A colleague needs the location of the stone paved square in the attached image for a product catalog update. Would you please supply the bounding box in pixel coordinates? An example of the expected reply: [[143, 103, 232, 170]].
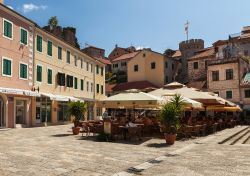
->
[[0, 125, 249, 176]]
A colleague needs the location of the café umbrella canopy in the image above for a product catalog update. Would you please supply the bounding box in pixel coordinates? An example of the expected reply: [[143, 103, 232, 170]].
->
[[161, 93, 203, 109], [99, 91, 163, 109]]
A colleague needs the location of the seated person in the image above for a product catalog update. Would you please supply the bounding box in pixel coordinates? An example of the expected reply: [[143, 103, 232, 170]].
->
[[125, 117, 137, 127]]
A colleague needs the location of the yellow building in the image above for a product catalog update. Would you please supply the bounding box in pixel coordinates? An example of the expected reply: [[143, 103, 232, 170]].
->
[[127, 49, 166, 87], [33, 27, 105, 125]]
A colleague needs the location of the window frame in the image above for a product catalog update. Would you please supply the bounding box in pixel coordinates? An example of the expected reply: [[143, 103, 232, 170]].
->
[[36, 64, 43, 83], [20, 27, 28, 46], [66, 50, 71, 64], [3, 18, 13, 40], [57, 72, 65, 87], [2, 57, 12, 77], [47, 40, 53, 57], [36, 34, 43, 53], [19, 62, 28, 80], [57, 46, 62, 60], [134, 65, 139, 72], [226, 69, 233, 80], [74, 77, 78, 89], [245, 89, 250, 98], [47, 68, 53, 85], [80, 79, 84, 91], [226, 90, 233, 99], [212, 70, 219, 81], [151, 62, 156, 69], [193, 62, 199, 69]]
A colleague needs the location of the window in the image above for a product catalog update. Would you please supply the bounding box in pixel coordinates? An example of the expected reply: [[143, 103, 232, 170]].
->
[[3, 19, 12, 39], [57, 73, 65, 86], [20, 28, 28, 45], [87, 81, 89, 92], [66, 51, 70, 63], [96, 84, 100, 93], [151, 62, 156, 69], [74, 77, 78, 89], [226, 69, 233, 80], [37, 35, 43, 52], [2, 58, 12, 77], [134, 65, 138, 72], [47, 41, 53, 56], [19, 63, 27, 79], [47, 69, 52, 84], [96, 65, 99, 74], [36, 65, 42, 82], [226, 90, 232, 99], [58, 46, 62, 60], [81, 79, 84, 91], [80, 59, 83, 69], [165, 76, 168, 83], [66, 75, 73, 87], [101, 67, 104, 76], [143, 53, 146, 57], [121, 62, 127, 66], [245, 90, 250, 98], [172, 63, 174, 70], [74, 55, 77, 67], [212, 71, 219, 81], [193, 62, 198, 69], [101, 85, 104, 94], [86, 62, 89, 71], [165, 62, 168, 68], [91, 83, 93, 92]]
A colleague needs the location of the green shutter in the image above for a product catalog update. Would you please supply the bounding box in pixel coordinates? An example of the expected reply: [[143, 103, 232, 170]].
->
[[37, 65, 42, 82], [48, 69, 52, 84], [20, 64, 27, 79], [37, 35, 42, 52], [74, 77, 78, 89], [47, 41, 52, 56], [96, 65, 99, 74], [3, 59, 11, 76], [4, 20, 12, 38], [20, 29, 27, 45], [96, 84, 99, 93]]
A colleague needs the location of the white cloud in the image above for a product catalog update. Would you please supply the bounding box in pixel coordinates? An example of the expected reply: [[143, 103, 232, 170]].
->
[[22, 3, 47, 13]]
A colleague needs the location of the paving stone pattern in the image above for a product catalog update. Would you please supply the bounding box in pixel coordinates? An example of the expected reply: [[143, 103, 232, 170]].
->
[[0, 125, 249, 176]]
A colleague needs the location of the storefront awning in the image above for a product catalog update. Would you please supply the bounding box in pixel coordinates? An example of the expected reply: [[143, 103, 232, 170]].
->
[[40, 93, 83, 102], [0, 87, 40, 97]]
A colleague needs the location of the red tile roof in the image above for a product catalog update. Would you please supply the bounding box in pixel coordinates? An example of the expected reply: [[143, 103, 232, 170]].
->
[[106, 84, 117, 92], [172, 50, 181, 58], [112, 81, 159, 92], [186, 81, 207, 90], [189, 47, 215, 61], [112, 51, 140, 62], [96, 57, 111, 65]]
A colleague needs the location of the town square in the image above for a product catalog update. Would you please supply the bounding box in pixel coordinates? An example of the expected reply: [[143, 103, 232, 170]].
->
[[0, 0, 250, 175]]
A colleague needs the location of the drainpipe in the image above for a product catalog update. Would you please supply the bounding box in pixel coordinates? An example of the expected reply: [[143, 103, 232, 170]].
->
[[93, 60, 96, 120]]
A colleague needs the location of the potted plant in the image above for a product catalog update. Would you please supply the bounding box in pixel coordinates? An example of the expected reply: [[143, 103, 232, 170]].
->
[[67, 101, 87, 135], [159, 94, 184, 145]]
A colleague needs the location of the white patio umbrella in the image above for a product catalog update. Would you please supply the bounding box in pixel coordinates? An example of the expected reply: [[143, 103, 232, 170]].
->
[[98, 91, 163, 109]]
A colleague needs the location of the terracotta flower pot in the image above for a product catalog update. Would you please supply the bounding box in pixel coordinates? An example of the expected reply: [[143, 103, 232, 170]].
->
[[72, 127, 81, 135], [164, 133, 176, 145]]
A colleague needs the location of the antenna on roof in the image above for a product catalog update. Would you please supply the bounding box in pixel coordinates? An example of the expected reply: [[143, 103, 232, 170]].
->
[[185, 20, 190, 40]]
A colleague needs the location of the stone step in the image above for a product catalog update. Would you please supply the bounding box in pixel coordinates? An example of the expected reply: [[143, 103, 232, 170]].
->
[[230, 130, 250, 145], [233, 130, 250, 145], [218, 126, 250, 145]]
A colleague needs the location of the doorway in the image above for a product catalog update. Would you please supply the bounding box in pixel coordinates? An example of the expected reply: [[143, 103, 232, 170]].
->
[[16, 100, 26, 125], [0, 96, 5, 127]]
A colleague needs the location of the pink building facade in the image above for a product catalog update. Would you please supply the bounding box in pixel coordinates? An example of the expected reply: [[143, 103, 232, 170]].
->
[[0, 3, 36, 128]]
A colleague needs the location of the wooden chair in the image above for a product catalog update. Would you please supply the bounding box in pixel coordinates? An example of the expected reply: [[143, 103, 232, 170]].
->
[[127, 127, 142, 141]]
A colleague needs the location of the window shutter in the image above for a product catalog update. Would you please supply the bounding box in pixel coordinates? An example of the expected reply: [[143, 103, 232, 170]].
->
[[7, 60, 11, 75], [8, 22, 12, 38], [4, 21, 8, 36]]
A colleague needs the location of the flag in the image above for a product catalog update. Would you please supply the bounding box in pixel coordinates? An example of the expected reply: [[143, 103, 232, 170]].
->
[[185, 21, 189, 34]]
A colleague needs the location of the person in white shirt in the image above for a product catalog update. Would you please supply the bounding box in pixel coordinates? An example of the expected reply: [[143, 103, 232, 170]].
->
[[125, 117, 137, 127]]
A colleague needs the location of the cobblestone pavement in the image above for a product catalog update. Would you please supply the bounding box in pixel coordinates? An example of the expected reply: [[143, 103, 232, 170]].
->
[[0, 125, 249, 176]]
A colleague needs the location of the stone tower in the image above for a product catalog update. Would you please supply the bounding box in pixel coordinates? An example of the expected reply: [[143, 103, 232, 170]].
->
[[177, 39, 204, 83]]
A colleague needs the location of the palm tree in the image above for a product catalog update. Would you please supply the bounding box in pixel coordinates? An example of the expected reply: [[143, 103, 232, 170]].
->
[[67, 101, 87, 127], [48, 16, 58, 30]]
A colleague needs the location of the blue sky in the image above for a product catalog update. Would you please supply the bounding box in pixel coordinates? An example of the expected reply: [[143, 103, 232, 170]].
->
[[4, 0, 250, 55]]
